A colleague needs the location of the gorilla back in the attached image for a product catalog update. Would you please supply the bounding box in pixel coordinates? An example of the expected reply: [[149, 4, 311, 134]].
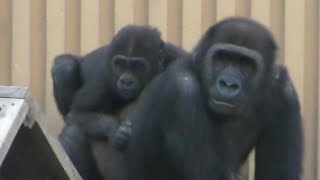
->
[[125, 17, 302, 180]]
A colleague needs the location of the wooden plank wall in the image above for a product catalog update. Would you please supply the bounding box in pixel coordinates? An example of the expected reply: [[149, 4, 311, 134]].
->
[[0, 0, 319, 179]]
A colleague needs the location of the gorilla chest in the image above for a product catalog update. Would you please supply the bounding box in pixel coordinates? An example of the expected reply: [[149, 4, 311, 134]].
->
[[220, 116, 260, 162]]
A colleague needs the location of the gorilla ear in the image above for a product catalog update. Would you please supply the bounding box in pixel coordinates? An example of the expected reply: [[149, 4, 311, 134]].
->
[[157, 42, 170, 71], [272, 64, 283, 80], [272, 64, 298, 102], [158, 42, 186, 71], [272, 64, 290, 83]]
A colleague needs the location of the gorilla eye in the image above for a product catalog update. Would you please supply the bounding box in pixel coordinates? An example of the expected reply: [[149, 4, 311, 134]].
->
[[114, 57, 127, 67], [238, 57, 255, 77], [131, 60, 147, 71], [213, 51, 233, 64], [239, 58, 251, 66], [212, 54, 231, 69]]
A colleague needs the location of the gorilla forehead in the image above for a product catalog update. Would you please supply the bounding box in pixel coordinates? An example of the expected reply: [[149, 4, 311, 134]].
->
[[213, 17, 276, 52], [194, 17, 277, 68], [111, 25, 163, 57]]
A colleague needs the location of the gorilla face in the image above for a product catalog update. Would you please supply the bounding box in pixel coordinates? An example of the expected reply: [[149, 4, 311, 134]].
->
[[202, 43, 263, 116], [112, 55, 151, 100]]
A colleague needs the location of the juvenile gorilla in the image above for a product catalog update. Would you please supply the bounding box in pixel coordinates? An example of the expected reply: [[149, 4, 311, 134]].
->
[[52, 25, 185, 118], [125, 17, 302, 180], [52, 25, 187, 180]]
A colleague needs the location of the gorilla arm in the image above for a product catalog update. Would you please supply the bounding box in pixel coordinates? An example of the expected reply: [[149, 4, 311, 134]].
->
[[59, 125, 103, 180], [65, 111, 121, 140], [51, 54, 82, 116], [255, 65, 303, 180], [65, 95, 136, 150]]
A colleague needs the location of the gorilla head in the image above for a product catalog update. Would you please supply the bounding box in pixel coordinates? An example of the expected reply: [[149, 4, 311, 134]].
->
[[109, 25, 167, 100], [52, 24, 186, 115], [194, 17, 277, 116]]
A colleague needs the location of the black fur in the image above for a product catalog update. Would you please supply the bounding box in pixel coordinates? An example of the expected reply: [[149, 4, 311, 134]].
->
[[51, 54, 82, 116], [124, 17, 302, 180], [52, 25, 186, 180]]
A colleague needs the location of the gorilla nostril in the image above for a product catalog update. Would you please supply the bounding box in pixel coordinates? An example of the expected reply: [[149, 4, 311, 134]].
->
[[126, 80, 134, 86], [216, 76, 241, 98], [218, 79, 238, 88], [121, 79, 134, 86], [219, 80, 228, 88], [229, 84, 240, 90]]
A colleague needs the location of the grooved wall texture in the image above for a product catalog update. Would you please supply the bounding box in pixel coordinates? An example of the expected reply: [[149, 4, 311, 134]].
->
[[0, 0, 319, 179]]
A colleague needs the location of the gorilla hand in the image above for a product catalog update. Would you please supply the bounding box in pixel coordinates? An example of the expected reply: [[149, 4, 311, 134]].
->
[[110, 119, 132, 151]]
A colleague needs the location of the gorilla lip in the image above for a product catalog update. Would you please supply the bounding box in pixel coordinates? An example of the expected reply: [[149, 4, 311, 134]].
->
[[211, 99, 236, 107]]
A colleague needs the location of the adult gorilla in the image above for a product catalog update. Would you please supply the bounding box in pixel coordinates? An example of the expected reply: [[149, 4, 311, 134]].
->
[[52, 25, 187, 180], [124, 17, 302, 180]]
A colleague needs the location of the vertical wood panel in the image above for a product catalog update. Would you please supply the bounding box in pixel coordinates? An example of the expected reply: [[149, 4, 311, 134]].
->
[[0, 0, 12, 85], [167, 0, 182, 45], [304, 0, 319, 179], [248, 151, 255, 180], [202, 0, 216, 33], [115, 0, 134, 32], [81, 0, 100, 54], [46, 0, 66, 135], [303, 0, 319, 179], [284, 0, 305, 107], [99, 0, 114, 44], [251, 0, 271, 27], [182, 0, 202, 50], [31, 0, 46, 108], [12, 0, 31, 86], [284, 0, 309, 179], [240, 152, 255, 180], [318, 0, 320, 178], [148, 0, 168, 40], [216, 0, 236, 21], [236, 0, 250, 17], [65, 0, 80, 54], [271, 0, 285, 63], [134, 0, 148, 25]]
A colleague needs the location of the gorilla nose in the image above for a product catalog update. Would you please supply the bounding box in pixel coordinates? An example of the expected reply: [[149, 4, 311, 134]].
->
[[216, 76, 241, 98], [120, 78, 134, 87]]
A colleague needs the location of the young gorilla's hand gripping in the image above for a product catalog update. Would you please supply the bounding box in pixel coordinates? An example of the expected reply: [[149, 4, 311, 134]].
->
[[52, 25, 187, 180], [124, 17, 302, 180]]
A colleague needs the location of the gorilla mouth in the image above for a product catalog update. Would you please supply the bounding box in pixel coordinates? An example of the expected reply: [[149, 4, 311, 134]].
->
[[211, 99, 236, 107], [119, 91, 136, 99], [118, 88, 139, 100]]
